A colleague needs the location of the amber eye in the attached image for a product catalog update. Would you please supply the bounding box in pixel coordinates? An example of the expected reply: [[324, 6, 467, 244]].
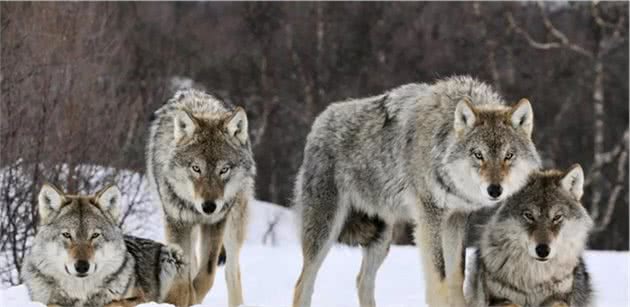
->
[[522, 212, 535, 222], [552, 215, 564, 224], [505, 152, 514, 161], [473, 151, 484, 161], [91, 233, 100, 240], [62, 232, 72, 239], [219, 165, 231, 175], [191, 165, 201, 173]]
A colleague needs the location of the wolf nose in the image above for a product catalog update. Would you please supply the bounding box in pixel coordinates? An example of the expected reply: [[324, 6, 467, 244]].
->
[[535, 244, 550, 258], [487, 184, 503, 198], [202, 201, 216, 214], [75, 260, 90, 275]]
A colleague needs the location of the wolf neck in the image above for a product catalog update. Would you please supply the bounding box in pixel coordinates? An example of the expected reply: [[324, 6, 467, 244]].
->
[[35, 251, 132, 301], [481, 236, 579, 290], [162, 179, 232, 224]]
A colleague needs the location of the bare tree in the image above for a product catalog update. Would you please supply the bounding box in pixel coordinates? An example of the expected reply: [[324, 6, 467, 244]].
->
[[507, 1, 628, 232]]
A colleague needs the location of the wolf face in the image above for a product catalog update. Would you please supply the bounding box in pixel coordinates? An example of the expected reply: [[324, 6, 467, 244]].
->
[[165, 107, 253, 218], [444, 99, 540, 205], [34, 184, 126, 281], [492, 165, 592, 262]]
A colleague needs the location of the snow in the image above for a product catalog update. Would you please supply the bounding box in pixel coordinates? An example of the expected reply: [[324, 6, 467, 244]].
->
[[1, 245, 627, 307], [1, 175, 628, 307]]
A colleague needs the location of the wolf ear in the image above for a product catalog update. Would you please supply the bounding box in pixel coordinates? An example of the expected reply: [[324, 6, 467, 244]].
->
[[95, 184, 121, 222], [561, 164, 584, 200], [454, 100, 477, 133], [510, 99, 534, 138], [38, 183, 65, 222], [173, 110, 197, 141], [225, 107, 248, 144]]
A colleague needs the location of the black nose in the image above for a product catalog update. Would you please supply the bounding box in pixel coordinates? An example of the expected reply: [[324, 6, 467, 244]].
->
[[75, 260, 90, 274], [535, 244, 550, 258], [202, 201, 216, 214], [487, 184, 503, 198]]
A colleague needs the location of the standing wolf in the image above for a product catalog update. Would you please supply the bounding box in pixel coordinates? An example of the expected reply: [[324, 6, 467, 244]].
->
[[466, 165, 593, 307], [292, 76, 541, 307], [22, 184, 184, 307], [146, 89, 255, 306]]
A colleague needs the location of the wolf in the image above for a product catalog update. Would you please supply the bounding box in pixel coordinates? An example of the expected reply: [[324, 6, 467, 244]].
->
[[292, 76, 541, 307], [146, 89, 255, 306], [22, 183, 184, 307], [466, 165, 593, 307]]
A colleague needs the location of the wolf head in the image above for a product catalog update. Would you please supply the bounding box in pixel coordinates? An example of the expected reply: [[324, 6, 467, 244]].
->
[[444, 98, 541, 205], [165, 107, 254, 217], [489, 165, 592, 262], [34, 183, 126, 279]]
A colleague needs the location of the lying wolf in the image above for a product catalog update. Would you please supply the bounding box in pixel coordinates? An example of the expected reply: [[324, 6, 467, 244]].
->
[[22, 183, 184, 307], [466, 165, 593, 307]]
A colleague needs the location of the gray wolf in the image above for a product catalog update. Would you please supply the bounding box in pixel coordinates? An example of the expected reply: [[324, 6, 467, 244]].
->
[[146, 89, 255, 306], [466, 165, 593, 307], [22, 183, 184, 307], [292, 76, 541, 307]]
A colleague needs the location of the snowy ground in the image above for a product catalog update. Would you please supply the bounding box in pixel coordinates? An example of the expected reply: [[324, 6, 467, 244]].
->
[[1, 246, 628, 307], [1, 200, 628, 307]]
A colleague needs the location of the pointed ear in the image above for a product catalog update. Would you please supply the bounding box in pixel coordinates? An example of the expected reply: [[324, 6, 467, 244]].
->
[[510, 99, 534, 138], [173, 110, 197, 141], [95, 184, 121, 222], [225, 107, 248, 144], [38, 183, 65, 222], [454, 100, 477, 133], [561, 164, 584, 200]]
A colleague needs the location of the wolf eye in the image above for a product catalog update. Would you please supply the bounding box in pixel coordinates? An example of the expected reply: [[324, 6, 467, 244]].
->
[[552, 215, 564, 224], [522, 212, 535, 222], [219, 165, 231, 175], [90, 233, 100, 240], [505, 152, 514, 161], [473, 151, 484, 161], [62, 232, 72, 239], [191, 165, 201, 174]]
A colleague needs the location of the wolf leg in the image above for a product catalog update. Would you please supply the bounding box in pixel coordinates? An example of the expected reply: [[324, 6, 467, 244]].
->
[[159, 244, 185, 301], [192, 220, 226, 304], [164, 221, 196, 307], [441, 210, 469, 307], [223, 196, 248, 307], [293, 203, 348, 307], [415, 202, 449, 307], [356, 225, 392, 307]]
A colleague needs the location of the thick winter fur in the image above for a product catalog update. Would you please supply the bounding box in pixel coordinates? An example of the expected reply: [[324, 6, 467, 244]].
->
[[466, 166, 593, 307], [292, 76, 541, 307], [146, 89, 255, 307], [22, 184, 184, 307]]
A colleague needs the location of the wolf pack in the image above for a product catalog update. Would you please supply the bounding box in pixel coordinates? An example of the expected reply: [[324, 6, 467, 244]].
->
[[22, 76, 595, 307]]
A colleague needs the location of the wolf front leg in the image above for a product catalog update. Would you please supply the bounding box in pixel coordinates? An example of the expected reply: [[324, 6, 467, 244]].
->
[[192, 220, 226, 304], [164, 221, 196, 307], [415, 202, 450, 307], [222, 196, 248, 307], [441, 210, 469, 307]]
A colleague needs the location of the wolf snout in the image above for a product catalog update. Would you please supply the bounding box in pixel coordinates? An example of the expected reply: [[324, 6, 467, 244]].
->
[[535, 244, 551, 260], [74, 260, 90, 276], [202, 201, 217, 214], [487, 184, 503, 199]]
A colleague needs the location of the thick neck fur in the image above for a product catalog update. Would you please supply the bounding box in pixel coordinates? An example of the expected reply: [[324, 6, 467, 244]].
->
[[480, 216, 584, 291]]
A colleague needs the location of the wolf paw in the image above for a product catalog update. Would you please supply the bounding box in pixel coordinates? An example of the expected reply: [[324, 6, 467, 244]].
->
[[160, 244, 185, 278]]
